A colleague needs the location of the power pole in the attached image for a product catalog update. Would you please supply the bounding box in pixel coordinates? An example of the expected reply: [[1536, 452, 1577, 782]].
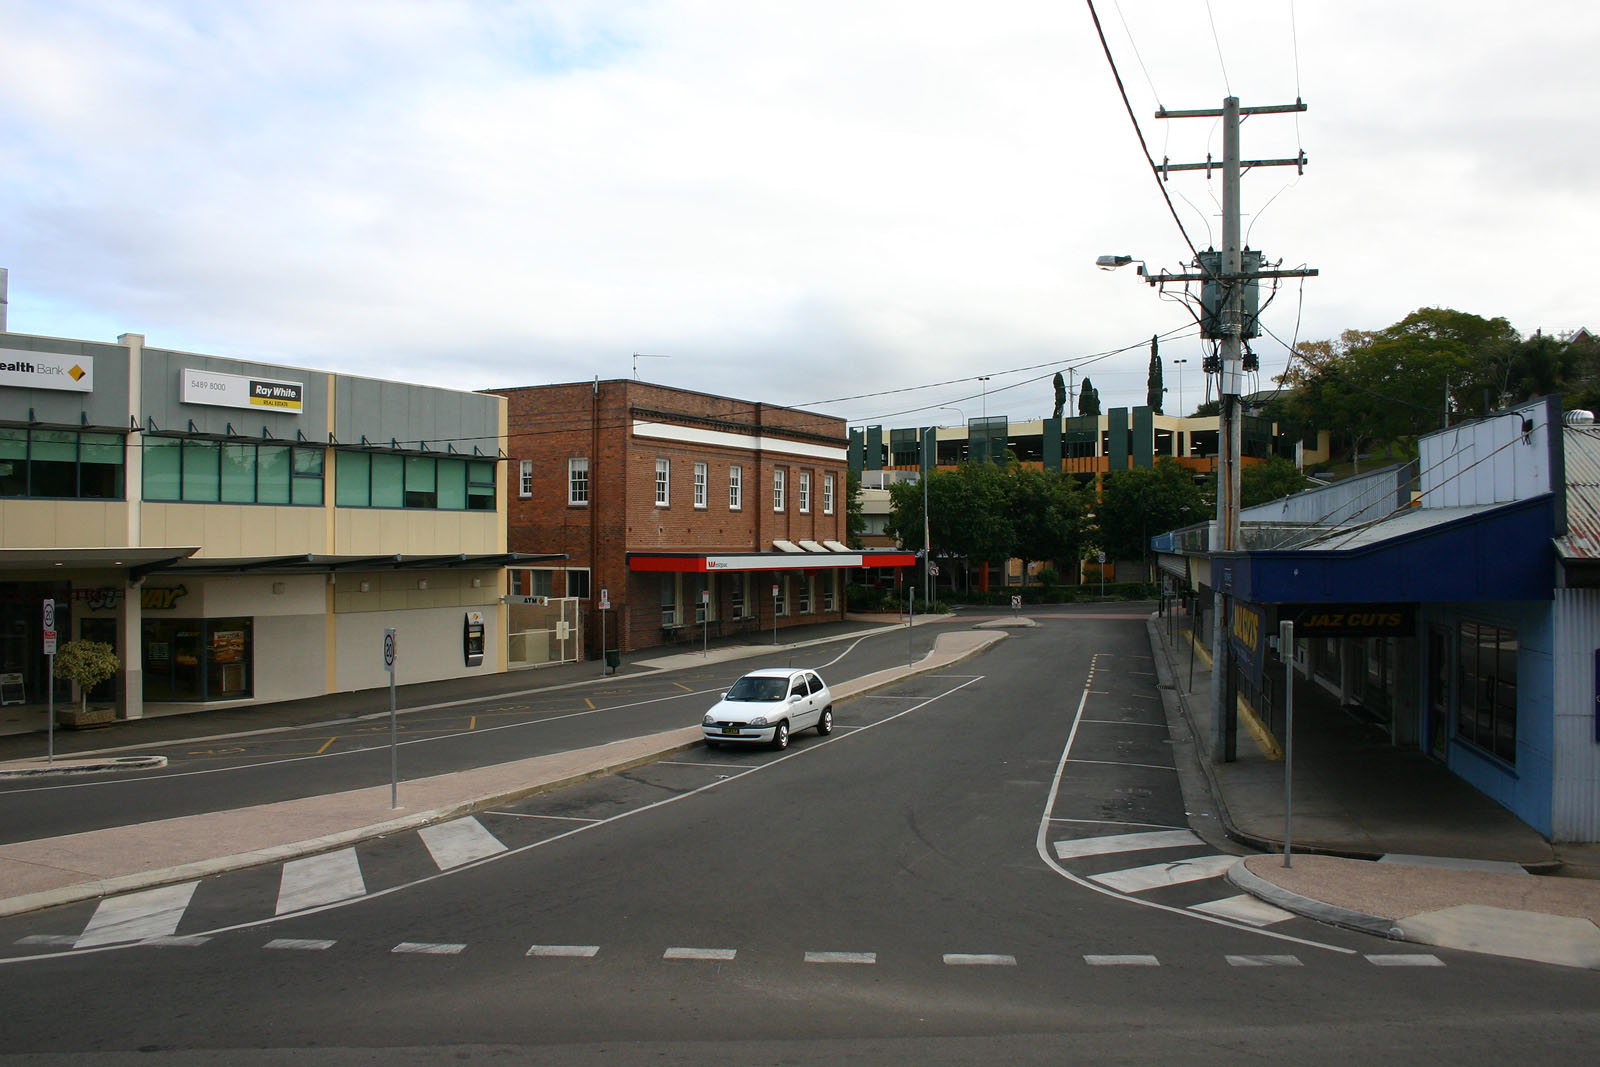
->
[[1144, 96, 1317, 764]]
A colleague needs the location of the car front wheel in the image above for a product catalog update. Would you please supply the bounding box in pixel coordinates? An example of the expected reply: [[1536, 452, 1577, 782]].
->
[[771, 721, 789, 750], [817, 707, 833, 736]]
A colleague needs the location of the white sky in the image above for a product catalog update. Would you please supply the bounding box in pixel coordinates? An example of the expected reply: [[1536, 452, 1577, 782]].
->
[[2, 1, 1595, 428]]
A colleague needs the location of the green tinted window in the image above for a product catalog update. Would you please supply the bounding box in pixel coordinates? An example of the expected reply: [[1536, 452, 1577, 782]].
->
[[143, 438, 182, 500], [336, 451, 370, 506]]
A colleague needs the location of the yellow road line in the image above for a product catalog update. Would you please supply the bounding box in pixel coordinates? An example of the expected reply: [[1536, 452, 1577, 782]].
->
[[315, 737, 337, 755], [1237, 695, 1283, 761], [672, 682, 692, 692], [468, 716, 477, 731], [584, 698, 594, 709]]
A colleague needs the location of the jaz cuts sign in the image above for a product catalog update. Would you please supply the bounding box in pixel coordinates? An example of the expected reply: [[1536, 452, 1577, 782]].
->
[[182, 368, 304, 413], [1283, 603, 1415, 638]]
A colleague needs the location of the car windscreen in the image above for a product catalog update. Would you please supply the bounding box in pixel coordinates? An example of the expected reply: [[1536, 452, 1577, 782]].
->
[[726, 676, 789, 702]]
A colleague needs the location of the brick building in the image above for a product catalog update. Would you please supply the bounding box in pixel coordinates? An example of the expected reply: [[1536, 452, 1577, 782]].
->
[[487, 379, 914, 655]]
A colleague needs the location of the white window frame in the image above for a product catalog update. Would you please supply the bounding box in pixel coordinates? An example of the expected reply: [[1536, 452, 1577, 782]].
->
[[567, 457, 589, 506], [823, 472, 834, 515], [823, 572, 836, 612], [655, 458, 670, 507], [729, 464, 742, 510], [693, 461, 708, 509], [797, 575, 812, 614], [773, 467, 786, 512], [799, 471, 811, 513], [519, 459, 533, 498]]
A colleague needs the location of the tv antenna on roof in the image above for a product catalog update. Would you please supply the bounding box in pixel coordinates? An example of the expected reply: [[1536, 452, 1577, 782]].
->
[[633, 352, 670, 379]]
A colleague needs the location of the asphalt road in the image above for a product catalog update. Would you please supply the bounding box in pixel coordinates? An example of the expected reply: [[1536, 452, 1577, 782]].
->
[[2, 611, 1597, 1063], [0, 622, 948, 843]]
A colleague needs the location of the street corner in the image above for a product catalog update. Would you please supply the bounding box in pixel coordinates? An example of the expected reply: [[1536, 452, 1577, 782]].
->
[[0, 755, 168, 779], [1395, 905, 1600, 970]]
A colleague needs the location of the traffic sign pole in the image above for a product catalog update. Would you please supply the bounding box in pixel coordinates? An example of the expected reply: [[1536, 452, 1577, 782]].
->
[[384, 628, 398, 809], [43, 599, 56, 764]]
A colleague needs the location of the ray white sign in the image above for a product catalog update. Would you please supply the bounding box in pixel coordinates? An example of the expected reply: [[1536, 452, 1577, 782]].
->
[[0, 348, 95, 392], [182, 367, 304, 413]]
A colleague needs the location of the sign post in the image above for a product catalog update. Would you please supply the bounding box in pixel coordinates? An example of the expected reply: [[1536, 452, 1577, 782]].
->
[[384, 628, 398, 809], [772, 584, 779, 645], [908, 588, 916, 665], [599, 589, 610, 676], [1280, 619, 1295, 868], [1097, 550, 1106, 600], [43, 599, 57, 764], [702, 589, 711, 656], [1010, 593, 1021, 617]]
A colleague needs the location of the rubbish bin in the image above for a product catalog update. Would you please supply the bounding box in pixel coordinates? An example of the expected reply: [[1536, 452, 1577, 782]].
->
[[604, 649, 620, 674]]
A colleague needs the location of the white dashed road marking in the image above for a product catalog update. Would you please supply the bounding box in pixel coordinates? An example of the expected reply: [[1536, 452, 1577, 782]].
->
[[1227, 954, 1303, 967], [418, 816, 508, 870], [805, 951, 876, 965], [392, 941, 466, 955], [943, 953, 1017, 966], [526, 944, 599, 958], [1084, 954, 1160, 966], [265, 938, 336, 951], [75, 881, 199, 948], [276, 848, 366, 914], [664, 947, 737, 960], [1367, 953, 1445, 967]]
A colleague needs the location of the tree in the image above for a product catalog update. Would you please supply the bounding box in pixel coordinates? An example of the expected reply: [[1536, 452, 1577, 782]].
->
[[1006, 467, 1089, 584], [1094, 460, 1206, 575], [1078, 377, 1101, 416], [1240, 455, 1312, 508], [1146, 335, 1164, 412], [53, 640, 120, 716], [1052, 372, 1067, 419], [845, 470, 866, 548]]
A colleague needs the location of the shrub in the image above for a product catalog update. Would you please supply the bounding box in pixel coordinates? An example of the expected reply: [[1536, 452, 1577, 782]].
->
[[53, 640, 120, 714]]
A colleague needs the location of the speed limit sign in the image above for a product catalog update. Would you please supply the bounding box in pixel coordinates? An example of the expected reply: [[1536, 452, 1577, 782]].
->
[[383, 628, 396, 673]]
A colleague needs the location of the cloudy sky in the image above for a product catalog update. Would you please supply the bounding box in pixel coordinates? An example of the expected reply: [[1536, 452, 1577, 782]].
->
[[2, 1, 1595, 428]]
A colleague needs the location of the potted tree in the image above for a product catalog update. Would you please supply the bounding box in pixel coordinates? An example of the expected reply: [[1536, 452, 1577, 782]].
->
[[53, 640, 121, 728]]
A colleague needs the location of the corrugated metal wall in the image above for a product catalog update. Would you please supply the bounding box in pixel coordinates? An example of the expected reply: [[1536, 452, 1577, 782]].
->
[[1552, 588, 1600, 841]]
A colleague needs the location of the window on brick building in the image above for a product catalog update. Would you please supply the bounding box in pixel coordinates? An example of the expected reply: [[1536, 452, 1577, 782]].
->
[[729, 464, 742, 510], [660, 574, 678, 626], [823, 473, 834, 514], [655, 458, 670, 507], [773, 468, 785, 512], [796, 576, 812, 614], [823, 573, 836, 611], [519, 459, 533, 498], [568, 457, 588, 506], [693, 461, 707, 508], [798, 471, 811, 513]]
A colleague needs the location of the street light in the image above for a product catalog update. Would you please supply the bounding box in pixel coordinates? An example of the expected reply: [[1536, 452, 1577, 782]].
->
[[1172, 358, 1189, 419], [1095, 254, 1147, 275], [978, 376, 991, 421]]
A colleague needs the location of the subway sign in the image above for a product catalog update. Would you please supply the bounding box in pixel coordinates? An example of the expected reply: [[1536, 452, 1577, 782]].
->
[[1283, 603, 1415, 638]]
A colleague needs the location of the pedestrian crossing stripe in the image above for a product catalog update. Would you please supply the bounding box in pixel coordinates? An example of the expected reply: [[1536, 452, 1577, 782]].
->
[[1089, 854, 1238, 893], [1054, 829, 1202, 859]]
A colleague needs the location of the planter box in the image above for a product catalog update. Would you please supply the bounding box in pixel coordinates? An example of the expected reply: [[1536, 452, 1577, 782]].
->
[[56, 705, 116, 729]]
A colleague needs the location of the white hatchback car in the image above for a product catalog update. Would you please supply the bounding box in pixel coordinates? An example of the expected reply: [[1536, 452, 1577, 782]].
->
[[702, 667, 833, 750]]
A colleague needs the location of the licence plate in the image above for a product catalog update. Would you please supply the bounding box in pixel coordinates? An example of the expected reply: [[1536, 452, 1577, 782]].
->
[[724, 725, 741, 735]]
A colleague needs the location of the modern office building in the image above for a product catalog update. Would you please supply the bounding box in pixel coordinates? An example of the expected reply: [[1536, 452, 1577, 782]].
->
[[488, 379, 914, 655], [1, 320, 556, 722]]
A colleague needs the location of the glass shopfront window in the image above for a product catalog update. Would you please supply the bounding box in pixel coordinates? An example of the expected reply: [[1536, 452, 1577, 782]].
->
[[144, 438, 322, 505], [335, 450, 496, 511], [143, 617, 253, 702], [0, 428, 125, 499], [1456, 620, 1517, 764]]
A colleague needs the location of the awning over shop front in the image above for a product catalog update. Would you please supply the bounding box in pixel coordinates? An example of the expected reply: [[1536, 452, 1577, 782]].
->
[[1220, 494, 1557, 604], [0, 546, 200, 581], [165, 551, 567, 575], [628, 549, 916, 573]]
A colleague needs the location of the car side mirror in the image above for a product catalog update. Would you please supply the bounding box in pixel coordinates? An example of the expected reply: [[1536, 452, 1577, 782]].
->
[[719, 692, 727, 700]]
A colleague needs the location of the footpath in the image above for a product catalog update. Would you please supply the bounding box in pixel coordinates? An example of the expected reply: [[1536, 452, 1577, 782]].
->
[[1149, 612, 1600, 970], [0, 615, 1001, 920]]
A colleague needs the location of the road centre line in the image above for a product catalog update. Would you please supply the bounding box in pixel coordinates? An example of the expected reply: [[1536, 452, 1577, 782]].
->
[[1033, 654, 1356, 956], [1, 675, 988, 967]]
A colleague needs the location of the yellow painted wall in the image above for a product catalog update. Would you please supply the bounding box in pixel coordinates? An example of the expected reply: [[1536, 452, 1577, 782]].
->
[[140, 503, 330, 556], [0, 499, 133, 548]]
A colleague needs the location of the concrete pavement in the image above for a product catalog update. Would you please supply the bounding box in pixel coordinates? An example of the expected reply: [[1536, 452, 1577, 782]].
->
[[0, 619, 1002, 919], [1149, 611, 1600, 970]]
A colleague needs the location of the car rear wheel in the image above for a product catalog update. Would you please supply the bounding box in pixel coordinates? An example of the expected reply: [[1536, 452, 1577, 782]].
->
[[816, 707, 833, 736], [771, 721, 789, 750]]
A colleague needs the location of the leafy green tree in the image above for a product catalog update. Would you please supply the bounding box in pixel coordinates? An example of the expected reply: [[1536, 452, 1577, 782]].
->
[[53, 640, 120, 716], [1006, 467, 1089, 584], [1078, 377, 1101, 416], [1052, 372, 1066, 419], [845, 469, 866, 548], [1095, 460, 1206, 574], [1146, 336, 1164, 412], [1240, 455, 1312, 508]]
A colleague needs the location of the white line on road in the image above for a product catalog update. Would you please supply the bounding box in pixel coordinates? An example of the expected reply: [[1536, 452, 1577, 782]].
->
[[664, 947, 737, 960], [1053, 830, 1202, 859], [1084, 954, 1160, 966], [392, 942, 466, 955], [1227, 954, 1302, 967], [483, 811, 600, 822], [1192, 895, 1296, 927], [1065, 758, 1178, 772], [418, 816, 508, 870], [805, 951, 876, 965], [1367, 953, 1445, 967], [943, 953, 1017, 966], [276, 848, 366, 915], [265, 938, 336, 950], [1089, 854, 1238, 893], [75, 882, 199, 948], [527, 944, 599, 958]]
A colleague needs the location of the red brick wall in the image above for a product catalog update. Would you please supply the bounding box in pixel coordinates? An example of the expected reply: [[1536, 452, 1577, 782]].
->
[[485, 379, 851, 653]]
